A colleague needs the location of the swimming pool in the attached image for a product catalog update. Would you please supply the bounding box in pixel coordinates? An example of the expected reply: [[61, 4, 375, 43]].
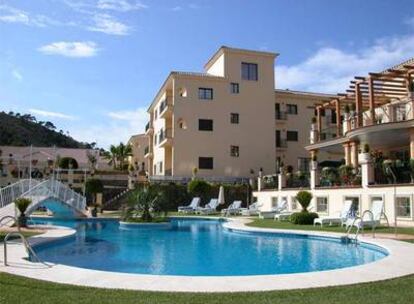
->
[[29, 217, 388, 276]]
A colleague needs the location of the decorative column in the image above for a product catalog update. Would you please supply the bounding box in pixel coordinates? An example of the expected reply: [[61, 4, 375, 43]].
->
[[343, 143, 351, 166], [278, 173, 286, 191], [350, 142, 359, 168], [358, 145, 374, 188], [310, 150, 319, 190], [310, 121, 318, 144]]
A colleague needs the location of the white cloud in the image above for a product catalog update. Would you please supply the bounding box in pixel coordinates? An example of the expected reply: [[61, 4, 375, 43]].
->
[[38, 41, 99, 58], [88, 14, 131, 35], [97, 0, 147, 12], [11, 69, 23, 81], [70, 108, 148, 148], [0, 4, 49, 27], [29, 109, 77, 120], [276, 33, 414, 93]]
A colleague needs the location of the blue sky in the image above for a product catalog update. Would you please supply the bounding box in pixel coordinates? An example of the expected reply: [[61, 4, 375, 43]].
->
[[1, 0, 414, 148]]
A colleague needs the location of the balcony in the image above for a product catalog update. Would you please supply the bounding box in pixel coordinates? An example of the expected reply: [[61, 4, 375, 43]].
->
[[145, 122, 153, 135], [144, 146, 153, 158], [158, 128, 173, 147], [159, 98, 172, 118], [276, 138, 288, 149], [275, 111, 287, 121]]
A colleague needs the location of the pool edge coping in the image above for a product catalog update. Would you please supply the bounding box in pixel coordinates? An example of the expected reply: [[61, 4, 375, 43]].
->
[[1, 217, 414, 293]]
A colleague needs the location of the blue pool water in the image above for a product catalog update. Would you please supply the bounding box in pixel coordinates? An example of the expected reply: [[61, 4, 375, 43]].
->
[[29, 217, 388, 276]]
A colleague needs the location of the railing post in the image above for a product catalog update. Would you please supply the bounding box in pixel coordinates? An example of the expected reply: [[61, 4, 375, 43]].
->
[[0, 190, 3, 208]]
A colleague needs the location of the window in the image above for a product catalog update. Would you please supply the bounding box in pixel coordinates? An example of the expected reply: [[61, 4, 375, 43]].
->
[[199, 157, 213, 169], [230, 113, 239, 124], [241, 62, 258, 81], [286, 131, 298, 141], [286, 104, 298, 115], [198, 119, 213, 131], [298, 157, 310, 172], [316, 197, 328, 213], [291, 197, 298, 210], [230, 145, 239, 157], [198, 88, 213, 100], [271, 197, 278, 208], [230, 82, 239, 94], [396, 196, 411, 218]]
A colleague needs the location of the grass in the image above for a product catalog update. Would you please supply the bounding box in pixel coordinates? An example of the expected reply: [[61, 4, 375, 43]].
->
[[247, 219, 414, 236], [1, 272, 414, 304], [0, 231, 41, 242]]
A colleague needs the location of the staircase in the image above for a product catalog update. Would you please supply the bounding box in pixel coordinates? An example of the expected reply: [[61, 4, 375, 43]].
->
[[0, 179, 89, 223]]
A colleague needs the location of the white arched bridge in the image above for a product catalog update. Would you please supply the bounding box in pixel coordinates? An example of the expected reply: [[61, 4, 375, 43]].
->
[[0, 179, 89, 224]]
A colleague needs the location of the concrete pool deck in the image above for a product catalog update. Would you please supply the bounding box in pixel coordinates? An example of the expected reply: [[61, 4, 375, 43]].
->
[[1, 218, 414, 293]]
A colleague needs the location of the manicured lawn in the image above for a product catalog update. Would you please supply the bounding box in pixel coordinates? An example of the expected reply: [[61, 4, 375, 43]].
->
[[1, 272, 414, 304], [247, 219, 414, 236]]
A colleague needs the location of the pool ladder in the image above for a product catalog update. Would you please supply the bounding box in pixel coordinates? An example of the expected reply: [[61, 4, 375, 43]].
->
[[1, 215, 49, 267]]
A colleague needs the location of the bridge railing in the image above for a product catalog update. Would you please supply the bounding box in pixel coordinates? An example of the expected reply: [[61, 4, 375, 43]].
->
[[0, 179, 40, 208], [7, 179, 87, 216]]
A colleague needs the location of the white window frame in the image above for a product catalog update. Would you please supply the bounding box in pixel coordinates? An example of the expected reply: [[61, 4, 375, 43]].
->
[[395, 194, 413, 220], [315, 196, 329, 214]]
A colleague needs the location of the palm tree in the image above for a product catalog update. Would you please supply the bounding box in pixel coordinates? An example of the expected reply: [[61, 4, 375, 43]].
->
[[104, 145, 119, 169], [117, 142, 132, 170]]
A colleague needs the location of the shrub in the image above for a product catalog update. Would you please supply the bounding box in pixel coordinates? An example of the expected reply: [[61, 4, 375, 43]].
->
[[363, 144, 370, 153], [187, 179, 211, 203], [15, 197, 32, 227], [295, 190, 313, 211], [124, 186, 159, 222], [290, 211, 319, 225], [15, 198, 31, 215], [58, 157, 79, 169], [85, 178, 103, 205]]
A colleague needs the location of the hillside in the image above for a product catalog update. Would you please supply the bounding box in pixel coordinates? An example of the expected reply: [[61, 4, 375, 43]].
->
[[0, 111, 92, 148]]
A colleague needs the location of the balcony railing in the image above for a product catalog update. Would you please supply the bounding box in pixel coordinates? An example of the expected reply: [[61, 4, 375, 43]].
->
[[276, 138, 288, 148], [158, 128, 172, 144], [275, 111, 287, 120]]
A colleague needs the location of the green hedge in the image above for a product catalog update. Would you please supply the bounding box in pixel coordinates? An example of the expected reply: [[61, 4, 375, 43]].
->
[[290, 211, 319, 225]]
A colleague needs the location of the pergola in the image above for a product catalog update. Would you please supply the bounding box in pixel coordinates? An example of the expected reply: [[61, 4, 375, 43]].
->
[[314, 60, 414, 138]]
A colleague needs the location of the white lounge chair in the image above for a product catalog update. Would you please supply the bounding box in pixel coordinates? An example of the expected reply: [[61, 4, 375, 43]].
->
[[313, 200, 353, 227], [221, 201, 242, 216], [346, 199, 387, 230], [240, 202, 262, 216], [259, 200, 288, 219], [196, 198, 219, 215], [178, 197, 200, 213]]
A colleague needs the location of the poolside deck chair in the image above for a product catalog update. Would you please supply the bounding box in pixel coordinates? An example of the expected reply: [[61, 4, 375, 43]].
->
[[178, 197, 200, 213], [259, 199, 288, 219], [346, 199, 388, 230], [196, 199, 219, 215], [240, 202, 262, 216], [313, 200, 353, 227], [221, 201, 242, 216]]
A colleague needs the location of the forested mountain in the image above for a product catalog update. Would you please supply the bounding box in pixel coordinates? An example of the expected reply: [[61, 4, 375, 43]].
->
[[0, 111, 93, 148]]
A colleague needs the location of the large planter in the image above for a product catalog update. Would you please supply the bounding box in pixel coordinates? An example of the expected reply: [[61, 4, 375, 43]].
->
[[18, 216, 27, 227], [358, 153, 372, 164]]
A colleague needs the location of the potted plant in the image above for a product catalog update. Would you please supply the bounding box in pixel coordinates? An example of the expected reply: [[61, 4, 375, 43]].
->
[[192, 167, 198, 180], [15, 198, 32, 227], [289, 191, 318, 225], [358, 144, 371, 163]]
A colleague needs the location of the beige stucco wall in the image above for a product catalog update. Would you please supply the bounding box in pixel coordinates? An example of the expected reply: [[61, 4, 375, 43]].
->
[[128, 134, 148, 172]]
